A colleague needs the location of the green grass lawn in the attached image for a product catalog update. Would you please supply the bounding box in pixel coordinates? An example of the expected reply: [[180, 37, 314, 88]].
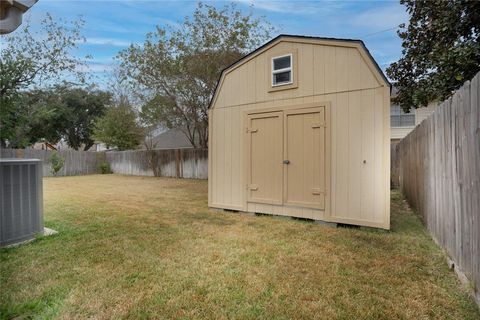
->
[[1, 175, 478, 319]]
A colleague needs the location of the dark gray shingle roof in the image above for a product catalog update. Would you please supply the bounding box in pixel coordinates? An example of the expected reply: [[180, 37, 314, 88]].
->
[[145, 127, 195, 150]]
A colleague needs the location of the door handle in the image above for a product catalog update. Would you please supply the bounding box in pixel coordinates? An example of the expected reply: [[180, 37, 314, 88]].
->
[[283, 160, 290, 164]]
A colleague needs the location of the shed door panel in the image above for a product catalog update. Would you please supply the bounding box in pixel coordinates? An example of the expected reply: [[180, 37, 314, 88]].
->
[[248, 112, 283, 204], [284, 108, 326, 209]]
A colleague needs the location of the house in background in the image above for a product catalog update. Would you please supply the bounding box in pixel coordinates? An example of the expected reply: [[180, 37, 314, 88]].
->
[[390, 87, 437, 144], [30, 140, 112, 151], [142, 127, 196, 150], [30, 128, 196, 152], [32, 141, 57, 150]]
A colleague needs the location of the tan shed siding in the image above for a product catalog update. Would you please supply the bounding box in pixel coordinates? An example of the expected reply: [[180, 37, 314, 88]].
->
[[324, 46, 336, 94], [360, 89, 376, 220], [255, 52, 267, 102], [210, 106, 244, 210], [347, 90, 362, 218], [335, 47, 349, 92], [211, 88, 388, 226], [215, 42, 381, 109], [233, 107, 244, 208], [212, 107, 222, 205], [331, 93, 345, 219], [347, 48, 378, 91], [210, 38, 390, 229], [347, 48, 361, 90], [246, 60, 256, 104], [333, 87, 385, 224], [299, 44, 314, 97], [383, 86, 391, 229], [313, 45, 325, 95], [374, 87, 386, 223], [224, 109, 232, 206]]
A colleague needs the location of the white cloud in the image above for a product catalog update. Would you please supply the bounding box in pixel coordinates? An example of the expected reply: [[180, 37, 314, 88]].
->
[[350, 5, 408, 30], [84, 37, 132, 47], [76, 61, 114, 74], [236, 0, 345, 15]]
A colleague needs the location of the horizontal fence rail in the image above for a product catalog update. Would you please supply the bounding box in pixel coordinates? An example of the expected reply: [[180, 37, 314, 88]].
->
[[0, 148, 208, 179], [392, 72, 480, 305]]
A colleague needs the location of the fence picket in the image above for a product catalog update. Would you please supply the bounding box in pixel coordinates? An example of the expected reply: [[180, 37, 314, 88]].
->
[[391, 72, 480, 306], [0, 148, 208, 179]]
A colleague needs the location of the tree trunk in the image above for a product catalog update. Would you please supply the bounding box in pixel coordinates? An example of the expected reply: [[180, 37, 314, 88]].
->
[[83, 141, 94, 151], [147, 149, 160, 176]]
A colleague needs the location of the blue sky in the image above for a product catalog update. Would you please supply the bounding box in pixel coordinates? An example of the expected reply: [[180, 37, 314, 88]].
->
[[20, 0, 408, 87]]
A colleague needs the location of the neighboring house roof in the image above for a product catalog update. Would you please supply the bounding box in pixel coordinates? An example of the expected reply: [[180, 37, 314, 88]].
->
[[209, 34, 391, 108], [32, 141, 57, 151], [145, 127, 195, 150]]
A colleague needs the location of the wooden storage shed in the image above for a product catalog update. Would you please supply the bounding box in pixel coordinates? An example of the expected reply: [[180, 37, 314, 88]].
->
[[208, 35, 390, 229]]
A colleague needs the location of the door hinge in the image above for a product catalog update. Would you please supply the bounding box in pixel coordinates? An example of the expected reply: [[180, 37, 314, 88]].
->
[[312, 188, 327, 195], [246, 127, 258, 133], [311, 123, 326, 129]]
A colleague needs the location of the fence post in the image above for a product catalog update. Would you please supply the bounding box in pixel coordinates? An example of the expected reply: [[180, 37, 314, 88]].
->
[[16, 149, 24, 158], [175, 149, 181, 178]]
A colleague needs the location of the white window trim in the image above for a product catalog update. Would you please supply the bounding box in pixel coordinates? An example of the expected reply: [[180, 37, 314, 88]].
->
[[271, 53, 293, 87]]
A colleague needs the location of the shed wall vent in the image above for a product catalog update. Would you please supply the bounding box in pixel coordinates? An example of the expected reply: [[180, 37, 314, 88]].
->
[[0, 159, 43, 247]]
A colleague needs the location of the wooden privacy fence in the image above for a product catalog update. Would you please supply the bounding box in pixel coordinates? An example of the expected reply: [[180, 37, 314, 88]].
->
[[0, 148, 208, 179], [390, 143, 400, 188], [0, 148, 104, 177], [393, 72, 479, 305], [106, 149, 208, 179]]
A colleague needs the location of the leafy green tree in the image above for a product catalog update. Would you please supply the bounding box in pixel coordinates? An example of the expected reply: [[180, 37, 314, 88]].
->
[[118, 2, 275, 148], [49, 151, 65, 176], [6, 86, 111, 150], [60, 87, 111, 150], [387, 0, 480, 111], [6, 89, 64, 148], [98, 162, 111, 174], [0, 14, 88, 146], [93, 97, 143, 151]]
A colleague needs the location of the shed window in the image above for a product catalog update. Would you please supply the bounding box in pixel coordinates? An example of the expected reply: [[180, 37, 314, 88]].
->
[[272, 54, 292, 86]]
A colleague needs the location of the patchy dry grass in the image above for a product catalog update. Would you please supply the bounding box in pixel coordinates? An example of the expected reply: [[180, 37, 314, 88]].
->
[[1, 175, 478, 319]]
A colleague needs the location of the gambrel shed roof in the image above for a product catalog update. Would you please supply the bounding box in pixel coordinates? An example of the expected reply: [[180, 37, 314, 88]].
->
[[209, 34, 390, 109]]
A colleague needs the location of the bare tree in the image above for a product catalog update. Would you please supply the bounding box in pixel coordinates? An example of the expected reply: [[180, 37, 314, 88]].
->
[[117, 2, 275, 148]]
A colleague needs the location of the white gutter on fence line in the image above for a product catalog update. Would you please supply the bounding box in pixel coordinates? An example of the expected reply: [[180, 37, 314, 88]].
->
[[0, 0, 38, 35]]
